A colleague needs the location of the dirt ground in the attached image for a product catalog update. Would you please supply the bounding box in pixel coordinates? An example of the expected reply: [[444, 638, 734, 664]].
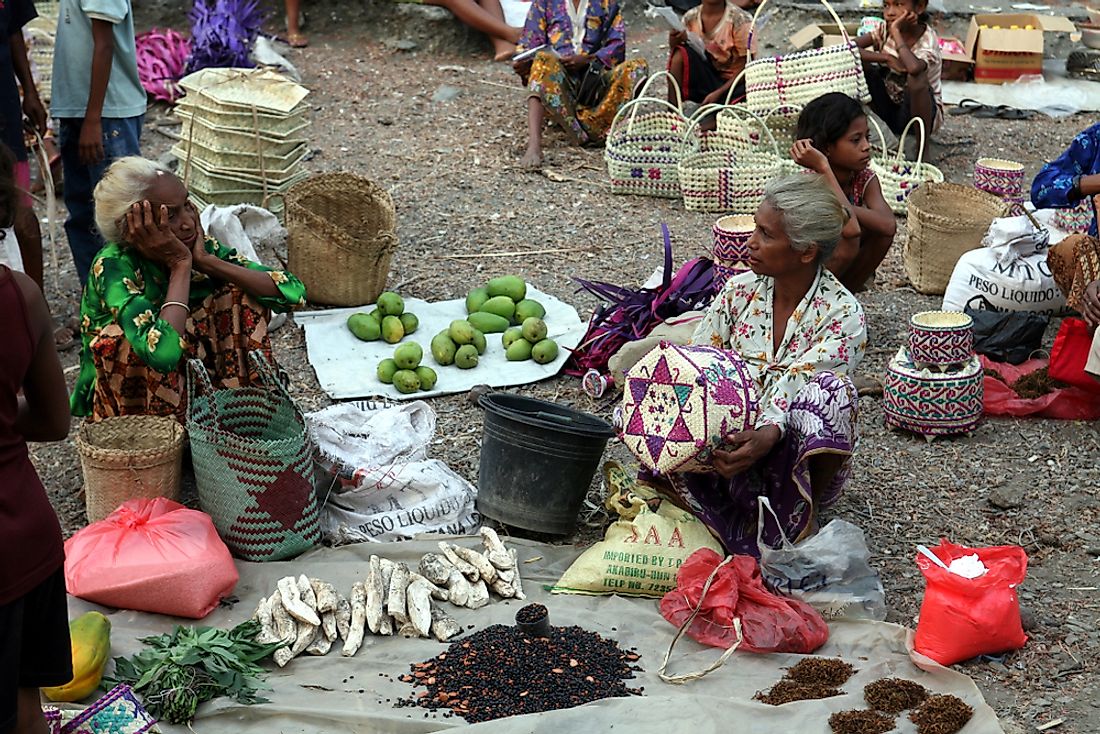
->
[[27, 1, 1100, 732]]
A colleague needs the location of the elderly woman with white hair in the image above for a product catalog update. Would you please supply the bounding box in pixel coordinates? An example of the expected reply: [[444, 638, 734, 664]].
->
[[71, 157, 305, 421], [643, 173, 867, 555]]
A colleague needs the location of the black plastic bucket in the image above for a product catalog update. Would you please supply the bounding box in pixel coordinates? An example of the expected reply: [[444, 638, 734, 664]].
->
[[477, 392, 615, 535]]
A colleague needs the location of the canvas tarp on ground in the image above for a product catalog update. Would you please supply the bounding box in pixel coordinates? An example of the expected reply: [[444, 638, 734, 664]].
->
[[68, 538, 1004, 734]]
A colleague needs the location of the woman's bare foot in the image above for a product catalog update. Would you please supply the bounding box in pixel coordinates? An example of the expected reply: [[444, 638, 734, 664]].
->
[[287, 32, 309, 48], [492, 36, 517, 61], [519, 148, 543, 169]]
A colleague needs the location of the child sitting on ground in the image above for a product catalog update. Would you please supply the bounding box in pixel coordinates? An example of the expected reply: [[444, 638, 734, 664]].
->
[[856, 0, 943, 155], [666, 0, 752, 107], [791, 92, 897, 292]]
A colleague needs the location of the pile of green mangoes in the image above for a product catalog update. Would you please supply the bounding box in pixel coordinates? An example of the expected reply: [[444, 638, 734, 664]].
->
[[448, 275, 559, 365], [346, 291, 419, 344], [377, 342, 438, 394]]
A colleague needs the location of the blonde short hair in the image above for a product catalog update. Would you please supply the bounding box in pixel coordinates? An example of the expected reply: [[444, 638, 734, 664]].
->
[[762, 173, 847, 264], [93, 157, 174, 243]]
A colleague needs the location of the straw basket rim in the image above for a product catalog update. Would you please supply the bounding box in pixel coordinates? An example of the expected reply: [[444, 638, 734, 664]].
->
[[910, 310, 973, 330], [178, 67, 310, 114], [75, 415, 186, 468], [715, 214, 756, 233], [906, 183, 1007, 225], [975, 157, 1024, 173]]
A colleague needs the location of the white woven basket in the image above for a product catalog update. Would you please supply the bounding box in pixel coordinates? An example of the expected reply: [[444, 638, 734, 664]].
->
[[605, 72, 691, 199], [868, 116, 943, 215], [178, 67, 310, 115]]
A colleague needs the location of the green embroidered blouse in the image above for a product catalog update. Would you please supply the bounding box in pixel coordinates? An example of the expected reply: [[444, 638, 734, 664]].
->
[[71, 236, 306, 416]]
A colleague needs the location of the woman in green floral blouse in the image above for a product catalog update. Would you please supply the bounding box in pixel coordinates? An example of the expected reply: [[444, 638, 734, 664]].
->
[[71, 157, 306, 421]]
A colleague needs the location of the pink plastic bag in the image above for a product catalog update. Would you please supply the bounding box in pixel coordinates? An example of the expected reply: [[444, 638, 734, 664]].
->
[[65, 498, 238, 619], [981, 356, 1100, 420]]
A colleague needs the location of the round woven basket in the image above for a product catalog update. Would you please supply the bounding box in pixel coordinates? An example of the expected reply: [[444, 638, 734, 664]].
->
[[904, 184, 1006, 295], [76, 416, 186, 523], [286, 173, 397, 306], [908, 310, 974, 367]]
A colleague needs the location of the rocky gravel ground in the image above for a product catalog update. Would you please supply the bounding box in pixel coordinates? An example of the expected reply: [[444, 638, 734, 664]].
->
[[28, 1, 1100, 731]]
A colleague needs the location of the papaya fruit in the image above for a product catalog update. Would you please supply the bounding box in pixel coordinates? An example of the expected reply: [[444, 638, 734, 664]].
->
[[467, 311, 510, 334], [487, 275, 526, 302], [465, 287, 490, 314], [42, 612, 111, 703]]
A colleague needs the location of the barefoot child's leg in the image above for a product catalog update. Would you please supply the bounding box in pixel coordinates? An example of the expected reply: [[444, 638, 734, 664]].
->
[[285, 0, 307, 46], [520, 97, 544, 168]]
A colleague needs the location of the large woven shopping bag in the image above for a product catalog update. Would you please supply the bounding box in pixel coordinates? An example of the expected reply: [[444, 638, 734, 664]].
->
[[742, 0, 868, 114], [620, 342, 759, 474], [867, 116, 943, 215], [186, 352, 320, 561], [605, 71, 691, 199]]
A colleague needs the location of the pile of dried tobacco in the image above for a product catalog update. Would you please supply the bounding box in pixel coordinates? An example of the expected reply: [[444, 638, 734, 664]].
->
[[828, 709, 896, 734], [864, 677, 929, 714], [1011, 367, 1071, 399], [909, 694, 974, 734], [398, 623, 642, 722], [756, 657, 855, 706]]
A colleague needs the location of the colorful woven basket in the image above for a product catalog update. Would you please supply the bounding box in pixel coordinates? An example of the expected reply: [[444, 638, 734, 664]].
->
[[712, 214, 755, 291], [868, 116, 944, 215], [1052, 196, 1096, 234], [908, 310, 974, 368], [974, 158, 1025, 216], [678, 104, 783, 213], [742, 0, 869, 114], [57, 684, 159, 734], [620, 342, 759, 474], [605, 72, 690, 199], [186, 352, 319, 562], [904, 183, 1006, 295], [884, 347, 983, 438], [715, 96, 803, 158]]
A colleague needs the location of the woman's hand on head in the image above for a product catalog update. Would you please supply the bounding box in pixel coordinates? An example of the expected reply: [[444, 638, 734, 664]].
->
[[125, 200, 191, 270], [711, 426, 781, 479], [790, 139, 830, 174]]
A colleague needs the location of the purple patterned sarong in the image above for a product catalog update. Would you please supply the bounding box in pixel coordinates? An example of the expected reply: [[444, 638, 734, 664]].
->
[[642, 371, 859, 556]]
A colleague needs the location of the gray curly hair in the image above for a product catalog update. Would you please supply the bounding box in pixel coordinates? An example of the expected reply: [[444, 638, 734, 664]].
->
[[93, 157, 174, 244], [761, 173, 848, 264]]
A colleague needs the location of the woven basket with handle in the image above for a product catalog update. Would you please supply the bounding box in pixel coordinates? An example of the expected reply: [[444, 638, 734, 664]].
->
[[286, 172, 397, 306], [605, 72, 690, 199], [868, 116, 944, 215], [75, 415, 186, 523], [904, 183, 1006, 295]]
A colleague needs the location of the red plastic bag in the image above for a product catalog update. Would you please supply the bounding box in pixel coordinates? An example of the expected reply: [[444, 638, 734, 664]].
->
[[660, 548, 828, 654], [913, 540, 1028, 666], [981, 356, 1100, 420], [65, 498, 239, 619], [1049, 318, 1100, 393]]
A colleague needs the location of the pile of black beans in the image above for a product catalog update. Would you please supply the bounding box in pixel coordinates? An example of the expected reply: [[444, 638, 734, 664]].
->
[[397, 623, 643, 723]]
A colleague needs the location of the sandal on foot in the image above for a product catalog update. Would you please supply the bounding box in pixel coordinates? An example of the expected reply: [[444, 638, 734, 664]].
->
[[287, 32, 309, 48]]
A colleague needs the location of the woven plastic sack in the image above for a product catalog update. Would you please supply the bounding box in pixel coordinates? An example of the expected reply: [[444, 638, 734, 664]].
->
[[187, 352, 320, 561], [660, 548, 829, 653], [64, 497, 238, 619], [621, 342, 759, 474], [914, 540, 1028, 666]]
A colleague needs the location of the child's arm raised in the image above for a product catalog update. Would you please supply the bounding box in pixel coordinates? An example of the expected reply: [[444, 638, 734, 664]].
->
[[850, 176, 897, 239], [889, 13, 928, 77]]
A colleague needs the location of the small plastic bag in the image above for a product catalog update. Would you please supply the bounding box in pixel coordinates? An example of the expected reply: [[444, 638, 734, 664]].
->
[[913, 540, 1028, 666], [64, 497, 239, 619], [757, 497, 887, 621]]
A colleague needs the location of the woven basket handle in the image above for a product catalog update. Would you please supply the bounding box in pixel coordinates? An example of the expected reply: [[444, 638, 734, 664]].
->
[[636, 70, 683, 110], [186, 358, 218, 424], [657, 555, 745, 684], [747, 0, 849, 63], [609, 93, 687, 140], [723, 69, 748, 105], [714, 104, 782, 159], [894, 115, 927, 169], [247, 350, 296, 403], [677, 102, 729, 157], [865, 114, 890, 167]]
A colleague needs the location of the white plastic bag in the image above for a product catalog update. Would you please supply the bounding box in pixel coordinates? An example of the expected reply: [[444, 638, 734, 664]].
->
[[757, 498, 886, 621], [307, 401, 480, 544]]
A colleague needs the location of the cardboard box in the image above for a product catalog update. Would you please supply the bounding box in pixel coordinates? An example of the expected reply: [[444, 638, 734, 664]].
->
[[791, 22, 863, 50], [964, 13, 1076, 84], [939, 36, 974, 82]]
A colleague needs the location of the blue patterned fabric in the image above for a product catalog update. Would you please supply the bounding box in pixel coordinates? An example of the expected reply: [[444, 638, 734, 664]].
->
[[1031, 122, 1100, 237]]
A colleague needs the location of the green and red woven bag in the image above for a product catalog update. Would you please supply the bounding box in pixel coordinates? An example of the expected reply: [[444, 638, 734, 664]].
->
[[186, 352, 319, 561]]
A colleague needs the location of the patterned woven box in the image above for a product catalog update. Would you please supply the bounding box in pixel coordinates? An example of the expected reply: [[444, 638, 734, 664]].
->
[[884, 347, 983, 438], [712, 215, 755, 291], [1052, 197, 1095, 234], [974, 158, 1025, 216], [59, 684, 160, 734], [620, 342, 759, 474], [908, 310, 974, 368]]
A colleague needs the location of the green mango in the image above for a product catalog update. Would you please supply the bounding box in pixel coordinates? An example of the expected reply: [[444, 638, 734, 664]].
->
[[471, 329, 487, 355], [347, 313, 381, 341], [376, 291, 404, 317], [502, 326, 524, 349], [506, 338, 533, 362], [399, 312, 419, 335], [415, 366, 438, 390], [467, 311, 510, 334], [514, 299, 546, 323], [487, 275, 526, 303], [521, 317, 547, 343], [393, 342, 423, 370], [381, 315, 405, 344], [532, 338, 559, 365], [367, 308, 382, 323], [449, 319, 476, 345], [466, 287, 490, 314], [431, 332, 457, 366], [376, 358, 398, 384], [393, 369, 421, 394], [479, 296, 516, 321], [455, 344, 479, 369]]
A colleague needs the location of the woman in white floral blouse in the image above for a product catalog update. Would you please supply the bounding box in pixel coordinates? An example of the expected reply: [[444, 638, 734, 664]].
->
[[645, 173, 867, 555], [72, 158, 306, 421]]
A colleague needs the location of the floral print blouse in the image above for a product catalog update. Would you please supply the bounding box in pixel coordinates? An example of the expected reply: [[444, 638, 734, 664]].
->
[[1031, 121, 1100, 237], [516, 0, 626, 69], [71, 236, 306, 416], [682, 2, 753, 80], [691, 268, 866, 435]]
